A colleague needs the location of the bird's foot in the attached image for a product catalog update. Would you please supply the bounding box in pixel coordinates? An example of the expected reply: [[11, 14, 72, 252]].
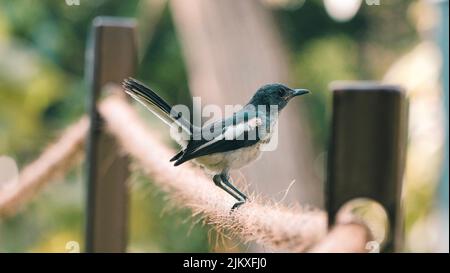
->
[[230, 200, 246, 213]]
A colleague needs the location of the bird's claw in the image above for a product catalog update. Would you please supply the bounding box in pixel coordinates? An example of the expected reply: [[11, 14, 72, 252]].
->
[[230, 200, 246, 213]]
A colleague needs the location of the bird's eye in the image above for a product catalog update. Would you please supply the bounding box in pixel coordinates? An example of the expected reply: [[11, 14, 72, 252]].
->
[[278, 89, 287, 97]]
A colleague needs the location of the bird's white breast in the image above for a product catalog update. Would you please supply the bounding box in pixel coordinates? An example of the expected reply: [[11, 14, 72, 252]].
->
[[193, 144, 263, 174]]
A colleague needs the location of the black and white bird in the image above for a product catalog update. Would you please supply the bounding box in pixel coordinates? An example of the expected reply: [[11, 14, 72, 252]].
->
[[122, 78, 309, 209]]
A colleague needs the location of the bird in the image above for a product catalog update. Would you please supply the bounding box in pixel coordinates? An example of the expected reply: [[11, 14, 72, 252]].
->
[[122, 78, 310, 210]]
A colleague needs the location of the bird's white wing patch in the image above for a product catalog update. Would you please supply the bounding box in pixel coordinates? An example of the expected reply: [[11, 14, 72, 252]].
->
[[192, 117, 262, 153], [247, 117, 263, 128], [223, 117, 262, 140]]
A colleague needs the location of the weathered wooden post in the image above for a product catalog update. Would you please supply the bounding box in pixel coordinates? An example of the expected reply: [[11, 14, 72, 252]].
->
[[85, 17, 137, 252], [327, 82, 408, 252]]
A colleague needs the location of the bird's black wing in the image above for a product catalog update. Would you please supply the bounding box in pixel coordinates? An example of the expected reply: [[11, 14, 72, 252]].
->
[[173, 111, 267, 166]]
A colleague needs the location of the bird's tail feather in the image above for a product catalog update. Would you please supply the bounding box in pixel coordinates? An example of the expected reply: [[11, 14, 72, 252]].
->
[[122, 78, 192, 138]]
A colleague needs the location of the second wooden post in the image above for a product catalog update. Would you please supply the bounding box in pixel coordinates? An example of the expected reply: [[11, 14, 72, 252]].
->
[[85, 17, 137, 253]]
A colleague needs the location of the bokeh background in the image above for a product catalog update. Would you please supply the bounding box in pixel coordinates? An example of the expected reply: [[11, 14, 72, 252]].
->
[[0, 0, 448, 252]]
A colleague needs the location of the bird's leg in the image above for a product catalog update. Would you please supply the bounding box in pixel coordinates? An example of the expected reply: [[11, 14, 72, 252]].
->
[[220, 173, 248, 210], [213, 174, 241, 201], [220, 173, 248, 201]]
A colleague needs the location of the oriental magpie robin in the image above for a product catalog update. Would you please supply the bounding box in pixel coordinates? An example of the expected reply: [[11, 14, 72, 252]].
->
[[122, 78, 309, 210]]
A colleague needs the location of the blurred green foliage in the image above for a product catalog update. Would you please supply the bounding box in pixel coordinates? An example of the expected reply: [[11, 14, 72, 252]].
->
[[0, 0, 425, 252]]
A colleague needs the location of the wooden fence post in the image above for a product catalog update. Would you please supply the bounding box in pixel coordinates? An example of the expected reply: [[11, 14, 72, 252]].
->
[[85, 17, 137, 252], [326, 82, 408, 252]]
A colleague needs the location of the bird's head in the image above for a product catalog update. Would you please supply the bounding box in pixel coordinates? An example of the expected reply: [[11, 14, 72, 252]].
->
[[248, 83, 310, 111]]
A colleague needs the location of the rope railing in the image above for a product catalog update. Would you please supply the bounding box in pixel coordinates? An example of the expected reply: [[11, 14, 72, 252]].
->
[[0, 117, 88, 217], [309, 223, 372, 253], [0, 92, 371, 252]]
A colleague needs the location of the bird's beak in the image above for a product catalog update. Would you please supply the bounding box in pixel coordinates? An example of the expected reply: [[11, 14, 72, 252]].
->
[[291, 88, 310, 97]]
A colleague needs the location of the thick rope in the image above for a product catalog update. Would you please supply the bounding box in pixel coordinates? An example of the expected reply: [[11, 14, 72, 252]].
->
[[0, 92, 370, 252], [309, 223, 372, 253], [0, 117, 88, 217]]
